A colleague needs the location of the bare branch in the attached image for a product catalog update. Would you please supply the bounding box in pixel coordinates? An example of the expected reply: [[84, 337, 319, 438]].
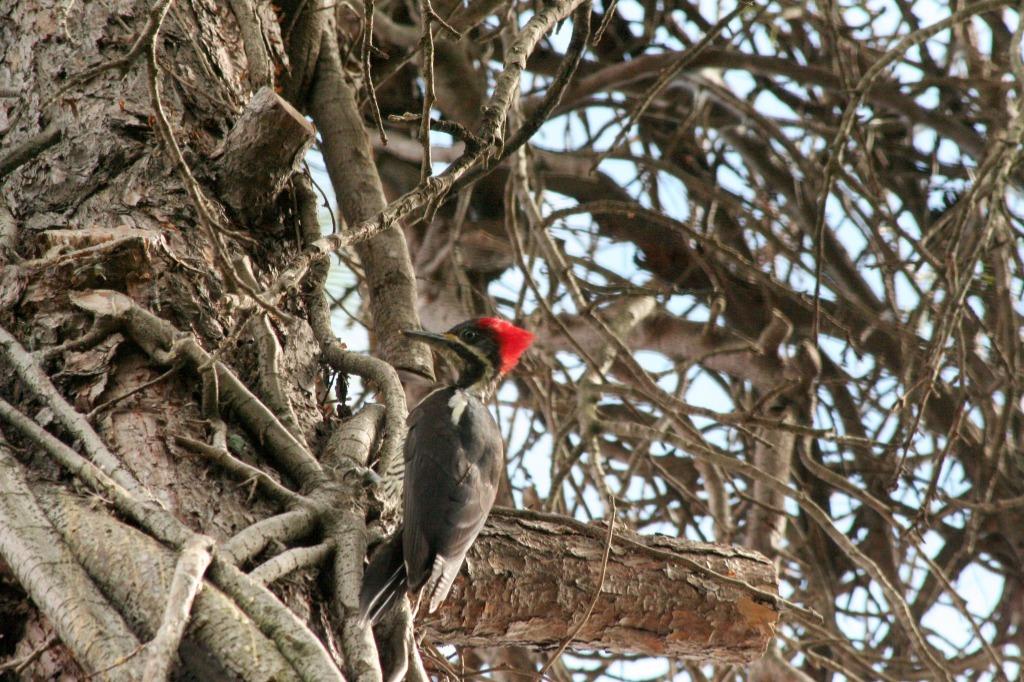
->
[[143, 534, 215, 681]]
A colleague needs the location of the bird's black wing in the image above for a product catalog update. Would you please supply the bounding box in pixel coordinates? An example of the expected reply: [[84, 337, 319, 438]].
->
[[402, 388, 502, 609]]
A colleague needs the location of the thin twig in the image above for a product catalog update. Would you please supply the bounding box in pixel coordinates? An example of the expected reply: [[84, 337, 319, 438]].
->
[[87, 365, 179, 420], [0, 634, 57, 674], [591, 0, 617, 45], [417, 0, 437, 182], [173, 435, 306, 507], [362, 0, 388, 144], [488, 2, 591, 167], [301, 163, 338, 235], [388, 112, 484, 151], [269, 0, 587, 298], [810, 0, 1014, 345], [589, 1, 753, 172]]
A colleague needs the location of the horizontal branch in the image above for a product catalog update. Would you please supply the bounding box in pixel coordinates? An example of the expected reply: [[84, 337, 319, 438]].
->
[[424, 509, 779, 664]]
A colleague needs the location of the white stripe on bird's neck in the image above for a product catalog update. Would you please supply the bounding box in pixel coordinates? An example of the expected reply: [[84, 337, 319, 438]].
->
[[448, 391, 469, 426], [446, 377, 500, 425]]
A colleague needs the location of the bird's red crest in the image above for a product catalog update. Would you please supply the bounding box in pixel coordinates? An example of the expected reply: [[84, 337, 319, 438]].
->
[[477, 318, 534, 373]]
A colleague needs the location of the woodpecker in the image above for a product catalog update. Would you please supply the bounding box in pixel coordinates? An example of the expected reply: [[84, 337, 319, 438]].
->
[[359, 317, 534, 624]]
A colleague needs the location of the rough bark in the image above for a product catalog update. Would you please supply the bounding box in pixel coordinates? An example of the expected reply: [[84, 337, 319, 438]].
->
[[425, 509, 779, 663]]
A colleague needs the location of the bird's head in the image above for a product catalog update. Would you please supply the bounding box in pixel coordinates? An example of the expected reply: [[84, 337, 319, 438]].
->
[[404, 318, 534, 392]]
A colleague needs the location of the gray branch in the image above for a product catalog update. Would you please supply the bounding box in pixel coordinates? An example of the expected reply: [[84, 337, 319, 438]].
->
[[0, 449, 145, 681]]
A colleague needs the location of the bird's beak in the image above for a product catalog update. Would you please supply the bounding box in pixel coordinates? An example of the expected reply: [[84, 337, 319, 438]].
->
[[403, 329, 456, 350]]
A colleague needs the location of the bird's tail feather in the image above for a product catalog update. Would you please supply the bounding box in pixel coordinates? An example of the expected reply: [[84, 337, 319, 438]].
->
[[359, 532, 406, 625]]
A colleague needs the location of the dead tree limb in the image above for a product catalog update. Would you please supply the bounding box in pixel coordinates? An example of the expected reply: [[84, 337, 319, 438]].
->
[[424, 509, 779, 664], [213, 87, 315, 223]]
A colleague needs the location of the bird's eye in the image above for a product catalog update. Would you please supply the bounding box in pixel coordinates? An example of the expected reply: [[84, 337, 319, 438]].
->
[[460, 328, 479, 342]]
